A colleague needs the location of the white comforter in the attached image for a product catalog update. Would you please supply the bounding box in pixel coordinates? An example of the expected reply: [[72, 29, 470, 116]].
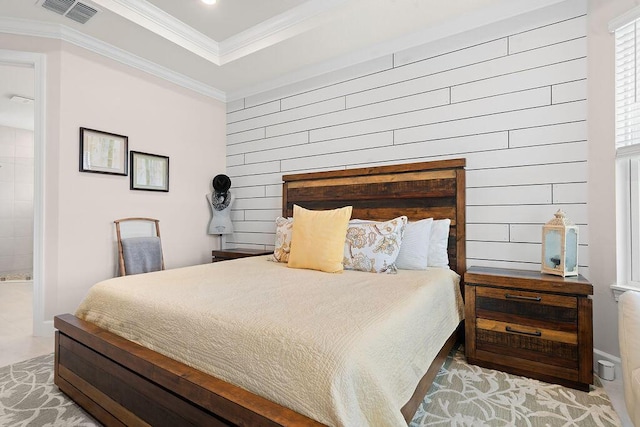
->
[[76, 257, 464, 426]]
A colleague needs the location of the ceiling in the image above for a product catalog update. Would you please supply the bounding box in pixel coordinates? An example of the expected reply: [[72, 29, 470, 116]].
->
[[0, 0, 566, 106]]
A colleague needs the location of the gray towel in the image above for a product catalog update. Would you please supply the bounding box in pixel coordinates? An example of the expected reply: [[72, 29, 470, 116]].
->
[[121, 236, 163, 275]]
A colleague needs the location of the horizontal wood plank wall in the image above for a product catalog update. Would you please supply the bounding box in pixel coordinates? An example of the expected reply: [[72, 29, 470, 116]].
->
[[225, 1, 588, 275]]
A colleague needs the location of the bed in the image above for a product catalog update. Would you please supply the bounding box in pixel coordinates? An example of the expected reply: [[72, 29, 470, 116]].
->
[[54, 158, 467, 426]]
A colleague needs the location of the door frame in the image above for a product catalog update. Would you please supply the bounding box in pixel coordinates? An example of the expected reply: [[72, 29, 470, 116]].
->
[[0, 49, 47, 336]]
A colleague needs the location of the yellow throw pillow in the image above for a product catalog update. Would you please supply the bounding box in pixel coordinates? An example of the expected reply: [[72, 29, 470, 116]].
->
[[288, 205, 353, 273]]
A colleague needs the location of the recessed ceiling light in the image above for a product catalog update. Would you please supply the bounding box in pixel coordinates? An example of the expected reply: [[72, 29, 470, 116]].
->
[[202, 0, 216, 5]]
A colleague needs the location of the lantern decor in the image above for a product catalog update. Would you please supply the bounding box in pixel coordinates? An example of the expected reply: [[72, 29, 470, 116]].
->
[[541, 209, 579, 277]]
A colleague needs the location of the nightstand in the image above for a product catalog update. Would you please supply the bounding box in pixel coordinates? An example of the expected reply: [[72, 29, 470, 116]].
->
[[464, 266, 593, 391], [211, 248, 272, 262]]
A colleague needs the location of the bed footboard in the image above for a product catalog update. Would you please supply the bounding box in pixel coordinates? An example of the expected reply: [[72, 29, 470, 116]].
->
[[54, 314, 460, 426], [54, 314, 324, 427]]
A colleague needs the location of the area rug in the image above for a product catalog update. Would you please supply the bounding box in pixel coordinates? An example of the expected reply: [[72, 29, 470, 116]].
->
[[0, 353, 99, 427], [411, 348, 622, 427], [0, 349, 622, 426]]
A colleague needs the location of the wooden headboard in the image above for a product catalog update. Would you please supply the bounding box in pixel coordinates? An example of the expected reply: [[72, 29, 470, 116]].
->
[[282, 159, 466, 276]]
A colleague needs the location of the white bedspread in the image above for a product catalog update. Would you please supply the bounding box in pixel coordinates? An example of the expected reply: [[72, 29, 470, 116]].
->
[[76, 256, 464, 427]]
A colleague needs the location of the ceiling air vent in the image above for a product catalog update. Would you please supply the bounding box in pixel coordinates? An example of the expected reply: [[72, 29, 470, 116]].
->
[[41, 0, 75, 15], [38, 0, 99, 24], [65, 2, 97, 24]]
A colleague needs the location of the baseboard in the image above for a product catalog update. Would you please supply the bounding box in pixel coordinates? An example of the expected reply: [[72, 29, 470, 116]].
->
[[593, 348, 622, 382]]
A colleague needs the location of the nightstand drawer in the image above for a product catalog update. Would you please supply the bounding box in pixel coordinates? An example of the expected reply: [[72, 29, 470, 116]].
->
[[476, 287, 577, 308], [476, 318, 579, 370], [476, 287, 577, 332]]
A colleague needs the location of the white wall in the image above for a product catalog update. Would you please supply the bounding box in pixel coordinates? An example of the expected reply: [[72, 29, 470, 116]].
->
[[0, 125, 34, 278], [587, 0, 636, 360], [0, 34, 227, 321], [225, 2, 588, 269], [54, 44, 227, 315]]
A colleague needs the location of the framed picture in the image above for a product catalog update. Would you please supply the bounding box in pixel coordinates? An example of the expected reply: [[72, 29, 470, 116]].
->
[[130, 151, 169, 192], [79, 127, 128, 175]]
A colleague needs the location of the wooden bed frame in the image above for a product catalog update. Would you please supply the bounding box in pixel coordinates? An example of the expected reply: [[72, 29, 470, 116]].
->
[[54, 158, 466, 426]]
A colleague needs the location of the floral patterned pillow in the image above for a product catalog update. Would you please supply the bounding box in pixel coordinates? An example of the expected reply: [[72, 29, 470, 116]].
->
[[343, 216, 407, 274], [271, 217, 293, 262]]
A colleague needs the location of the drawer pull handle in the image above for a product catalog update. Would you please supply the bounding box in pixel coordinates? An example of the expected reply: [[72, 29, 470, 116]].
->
[[505, 326, 542, 337], [505, 293, 541, 302]]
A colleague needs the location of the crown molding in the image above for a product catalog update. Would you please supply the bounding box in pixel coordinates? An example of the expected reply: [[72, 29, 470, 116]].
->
[[0, 17, 226, 101], [218, 0, 350, 65], [2, 0, 574, 105], [90, 0, 220, 64], [85, 0, 350, 65]]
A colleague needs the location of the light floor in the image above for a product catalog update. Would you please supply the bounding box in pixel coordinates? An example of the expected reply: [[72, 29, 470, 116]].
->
[[602, 371, 634, 426], [0, 281, 635, 425], [0, 281, 54, 368]]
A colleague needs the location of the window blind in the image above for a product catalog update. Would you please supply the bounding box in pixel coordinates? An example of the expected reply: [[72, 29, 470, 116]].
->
[[616, 20, 640, 153], [613, 9, 640, 289]]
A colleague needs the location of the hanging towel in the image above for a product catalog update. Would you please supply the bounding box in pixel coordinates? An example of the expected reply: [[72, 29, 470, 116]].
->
[[121, 236, 162, 275]]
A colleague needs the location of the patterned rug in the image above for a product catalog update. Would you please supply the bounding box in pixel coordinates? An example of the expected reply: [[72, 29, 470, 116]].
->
[[411, 348, 622, 427], [0, 354, 99, 427], [0, 349, 622, 426]]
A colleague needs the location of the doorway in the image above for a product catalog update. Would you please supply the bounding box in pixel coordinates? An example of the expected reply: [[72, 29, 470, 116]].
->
[[0, 64, 34, 282], [0, 50, 46, 341]]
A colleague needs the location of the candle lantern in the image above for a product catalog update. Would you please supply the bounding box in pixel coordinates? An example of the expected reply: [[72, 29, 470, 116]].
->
[[541, 210, 579, 277]]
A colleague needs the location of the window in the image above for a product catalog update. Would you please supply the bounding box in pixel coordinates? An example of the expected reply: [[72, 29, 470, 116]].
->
[[613, 10, 640, 291], [616, 155, 640, 288]]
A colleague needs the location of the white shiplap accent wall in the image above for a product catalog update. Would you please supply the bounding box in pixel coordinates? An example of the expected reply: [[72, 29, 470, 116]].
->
[[225, 1, 588, 274]]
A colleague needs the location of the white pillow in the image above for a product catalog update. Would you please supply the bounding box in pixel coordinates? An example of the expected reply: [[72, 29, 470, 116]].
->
[[343, 216, 407, 274], [395, 218, 433, 270], [428, 219, 451, 268]]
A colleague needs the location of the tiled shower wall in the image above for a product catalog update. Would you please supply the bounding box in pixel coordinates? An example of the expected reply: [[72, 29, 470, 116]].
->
[[224, 1, 588, 275], [0, 125, 34, 279]]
